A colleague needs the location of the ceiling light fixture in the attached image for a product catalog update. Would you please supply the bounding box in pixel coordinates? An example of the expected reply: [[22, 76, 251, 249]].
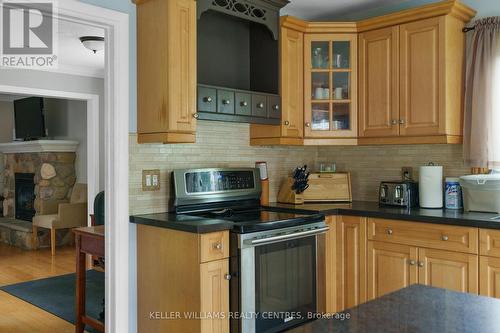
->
[[79, 36, 104, 54]]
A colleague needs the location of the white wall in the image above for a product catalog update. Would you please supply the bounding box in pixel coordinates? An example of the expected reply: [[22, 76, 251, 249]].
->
[[45, 98, 88, 183]]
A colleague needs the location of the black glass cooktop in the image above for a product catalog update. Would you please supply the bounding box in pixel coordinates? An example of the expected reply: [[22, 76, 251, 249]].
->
[[187, 208, 325, 233]]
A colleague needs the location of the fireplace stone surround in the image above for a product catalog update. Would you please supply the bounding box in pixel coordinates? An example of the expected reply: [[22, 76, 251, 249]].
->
[[0, 140, 79, 249]]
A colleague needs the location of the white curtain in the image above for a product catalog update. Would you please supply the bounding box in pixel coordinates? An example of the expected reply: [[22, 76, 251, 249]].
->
[[464, 17, 500, 169]]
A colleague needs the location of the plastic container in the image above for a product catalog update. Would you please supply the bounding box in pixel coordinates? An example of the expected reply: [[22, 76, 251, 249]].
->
[[445, 177, 462, 209], [459, 174, 500, 213]]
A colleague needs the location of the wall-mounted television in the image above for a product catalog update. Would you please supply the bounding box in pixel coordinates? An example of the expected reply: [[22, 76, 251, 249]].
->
[[14, 97, 46, 140]]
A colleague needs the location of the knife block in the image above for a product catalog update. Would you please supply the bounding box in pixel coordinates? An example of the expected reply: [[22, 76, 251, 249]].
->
[[277, 177, 304, 205]]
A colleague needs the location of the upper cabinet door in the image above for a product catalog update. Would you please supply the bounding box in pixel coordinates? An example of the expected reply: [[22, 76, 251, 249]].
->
[[359, 26, 400, 138], [399, 17, 445, 137], [281, 27, 304, 138], [304, 34, 358, 138]]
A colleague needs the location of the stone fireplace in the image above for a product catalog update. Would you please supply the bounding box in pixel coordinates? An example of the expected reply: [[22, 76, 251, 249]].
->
[[0, 140, 79, 249]]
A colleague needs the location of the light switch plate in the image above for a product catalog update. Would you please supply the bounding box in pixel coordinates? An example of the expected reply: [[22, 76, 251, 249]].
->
[[142, 169, 161, 191]]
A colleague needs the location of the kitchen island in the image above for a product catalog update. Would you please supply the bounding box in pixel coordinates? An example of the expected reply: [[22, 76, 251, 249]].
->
[[289, 284, 500, 333]]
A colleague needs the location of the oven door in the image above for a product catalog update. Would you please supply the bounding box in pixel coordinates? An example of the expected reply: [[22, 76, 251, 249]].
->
[[239, 226, 327, 333]]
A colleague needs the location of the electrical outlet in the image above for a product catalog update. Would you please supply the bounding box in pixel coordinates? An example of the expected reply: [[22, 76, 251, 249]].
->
[[402, 167, 413, 181], [142, 169, 161, 191]]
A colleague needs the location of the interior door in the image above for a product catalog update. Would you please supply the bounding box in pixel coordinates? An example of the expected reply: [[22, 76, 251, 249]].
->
[[280, 26, 304, 138], [359, 26, 400, 137], [418, 248, 478, 294], [399, 17, 445, 136], [367, 241, 418, 300]]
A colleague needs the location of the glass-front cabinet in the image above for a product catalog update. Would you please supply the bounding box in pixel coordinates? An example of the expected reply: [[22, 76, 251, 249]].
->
[[304, 34, 357, 138]]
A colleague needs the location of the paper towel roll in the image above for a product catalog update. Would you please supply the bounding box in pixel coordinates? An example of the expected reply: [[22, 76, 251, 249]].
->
[[419, 165, 443, 208]]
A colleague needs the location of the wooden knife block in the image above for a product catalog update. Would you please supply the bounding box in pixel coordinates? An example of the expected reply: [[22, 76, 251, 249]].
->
[[277, 177, 304, 204]]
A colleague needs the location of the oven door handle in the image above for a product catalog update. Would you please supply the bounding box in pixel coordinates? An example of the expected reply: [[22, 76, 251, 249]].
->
[[244, 226, 330, 246]]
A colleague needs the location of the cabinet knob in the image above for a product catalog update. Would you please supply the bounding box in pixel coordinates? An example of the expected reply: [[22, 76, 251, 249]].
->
[[409, 260, 416, 266], [418, 261, 424, 267], [284, 120, 290, 126], [442, 235, 449, 241], [203, 96, 212, 103], [387, 229, 393, 235], [391, 119, 398, 125], [305, 122, 311, 127], [257, 102, 265, 109], [222, 99, 231, 105], [213, 243, 222, 250], [272, 104, 279, 111], [399, 119, 405, 124], [224, 274, 232, 281], [240, 101, 248, 107], [192, 113, 199, 119]]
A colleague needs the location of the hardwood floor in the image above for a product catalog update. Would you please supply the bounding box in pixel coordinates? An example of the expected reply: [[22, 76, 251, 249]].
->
[[0, 243, 77, 333]]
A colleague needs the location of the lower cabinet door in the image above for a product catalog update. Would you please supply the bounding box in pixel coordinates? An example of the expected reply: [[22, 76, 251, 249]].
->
[[480, 256, 500, 298], [336, 216, 367, 311], [367, 241, 418, 300], [200, 259, 230, 333], [418, 248, 478, 294]]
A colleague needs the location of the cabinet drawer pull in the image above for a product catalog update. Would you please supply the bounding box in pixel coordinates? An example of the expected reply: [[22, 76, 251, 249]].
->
[[257, 102, 265, 109], [192, 113, 199, 119], [409, 260, 416, 266], [418, 261, 424, 267], [305, 122, 311, 127], [399, 119, 405, 124], [284, 120, 290, 126], [391, 119, 398, 125], [442, 235, 449, 241], [240, 101, 248, 107], [213, 243, 222, 250], [387, 229, 393, 235], [272, 104, 279, 111], [224, 274, 232, 281], [203, 96, 212, 103], [222, 99, 231, 105]]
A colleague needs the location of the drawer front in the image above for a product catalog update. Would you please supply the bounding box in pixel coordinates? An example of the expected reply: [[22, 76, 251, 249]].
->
[[198, 86, 217, 113], [200, 231, 229, 263], [217, 90, 235, 115], [252, 94, 267, 118], [235, 92, 252, 116], [367, 218, 478, 254], [480, 229, 500, 257], [267, 95, 281, 119]]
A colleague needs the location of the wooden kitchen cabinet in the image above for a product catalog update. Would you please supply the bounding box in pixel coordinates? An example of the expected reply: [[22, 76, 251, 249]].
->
[[304, 33, 358, 143], [136, 0, 197, 143], [358, 2, 475, 145], [323, 216, 337, 313], [480, 256, 500, 298], [250, 18, 304, 146], [359, 26, 400, 138], [137, 225, 230, 333], [367, 241, 418, 300], [418, 248, 478, 294], [336, 216, 366, 311]]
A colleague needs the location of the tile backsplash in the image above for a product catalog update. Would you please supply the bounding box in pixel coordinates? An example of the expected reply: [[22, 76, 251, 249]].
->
[[129, 121, 470, 214]]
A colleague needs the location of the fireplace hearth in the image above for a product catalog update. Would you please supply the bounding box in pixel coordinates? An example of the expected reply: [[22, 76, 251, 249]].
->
[[15, 173, 35, 222]]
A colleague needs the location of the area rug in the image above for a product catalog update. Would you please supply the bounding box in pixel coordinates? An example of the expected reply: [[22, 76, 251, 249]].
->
[[0, 270, 104, 333]]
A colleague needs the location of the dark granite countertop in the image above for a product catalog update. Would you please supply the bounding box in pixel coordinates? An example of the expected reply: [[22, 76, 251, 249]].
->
[[265, 201, 500, 229], [129, 213, 233, 234], [288, 284, 500, 333]]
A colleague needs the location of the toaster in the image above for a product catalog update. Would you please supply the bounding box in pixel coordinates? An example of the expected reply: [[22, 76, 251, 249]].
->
[[379, 181, 419, 207]]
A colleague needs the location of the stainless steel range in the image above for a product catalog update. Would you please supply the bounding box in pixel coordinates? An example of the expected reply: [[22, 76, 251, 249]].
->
[[170, 168, 328, 333]]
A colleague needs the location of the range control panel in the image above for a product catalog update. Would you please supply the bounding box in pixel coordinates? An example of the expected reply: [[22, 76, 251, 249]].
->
[[185, 170, 256, 193]]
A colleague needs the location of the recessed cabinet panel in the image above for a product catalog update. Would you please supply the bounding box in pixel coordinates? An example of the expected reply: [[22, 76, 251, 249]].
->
[[198, 86, 217, 113], [235, 92, 252, 116], [217, 90, 235, 115], [252, 94, 267, 118]]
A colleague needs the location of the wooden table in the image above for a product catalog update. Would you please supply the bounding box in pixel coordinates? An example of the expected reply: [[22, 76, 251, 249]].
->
[[73, 226, 105, 333]]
